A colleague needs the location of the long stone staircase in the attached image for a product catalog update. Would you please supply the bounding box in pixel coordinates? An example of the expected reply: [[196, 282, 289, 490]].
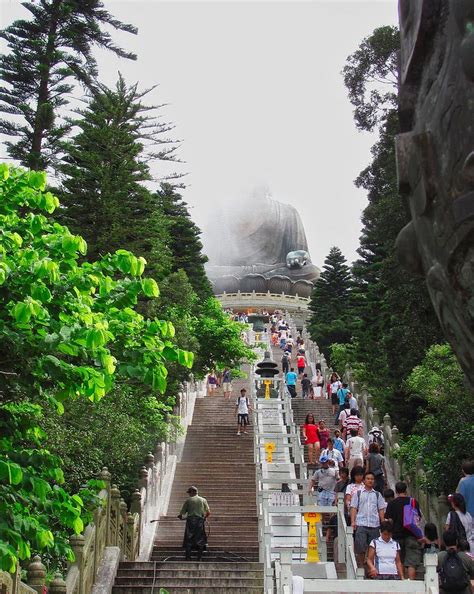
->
[[112, 378, 264, 593]]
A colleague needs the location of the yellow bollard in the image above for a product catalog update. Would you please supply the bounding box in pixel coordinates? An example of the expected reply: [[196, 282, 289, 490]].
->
[[255, 333, 261, 342], [303, 512, 322, 562], [263, 379, 272, 399], [264, 441, 276, 463]]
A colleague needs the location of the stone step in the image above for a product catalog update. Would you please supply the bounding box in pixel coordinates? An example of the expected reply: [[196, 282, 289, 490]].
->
[[150, 550, 260, 562], [112, 584, 263, 594], [118, 561, 263, 571], [113, 385, 262, 594], [115, 577, 264, 586]]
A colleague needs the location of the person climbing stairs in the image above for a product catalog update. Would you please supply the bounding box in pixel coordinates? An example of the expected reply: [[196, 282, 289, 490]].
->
[[112, 375, 264, 593]]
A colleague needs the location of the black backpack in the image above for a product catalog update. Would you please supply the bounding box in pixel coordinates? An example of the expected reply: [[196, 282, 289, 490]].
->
[[448, 511, 467, 542], [439, 549, 469, 592]]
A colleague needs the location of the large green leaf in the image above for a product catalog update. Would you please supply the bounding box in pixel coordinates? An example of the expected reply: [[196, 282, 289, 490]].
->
[[141, 278, 159, 298], [162, 345, 179, 362], [12, 302, 31, 324], [36, 530, 54, 549], [0, 460, 23, 485]]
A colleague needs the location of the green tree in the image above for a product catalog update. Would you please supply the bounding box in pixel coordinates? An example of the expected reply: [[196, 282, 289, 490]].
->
[[59, 76, 175, 275], [0, 0, 137, 170], [396, 344, 474, 494], [343, 27, 443, 431], [42, 384, 177, 495], [155, 183, 212, 299], [342, 25, 399, 132], [192, 298, 256, 373], [308, 246, 354, 357], [0, 164, 192, 571]]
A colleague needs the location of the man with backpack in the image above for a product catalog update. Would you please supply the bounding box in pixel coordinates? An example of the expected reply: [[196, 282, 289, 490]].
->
[[281, 351, 290, 374], [438, 530, 474, 593], [384, 481, 423, 580]]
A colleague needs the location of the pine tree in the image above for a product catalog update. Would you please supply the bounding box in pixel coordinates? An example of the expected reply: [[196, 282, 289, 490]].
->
[[344, 27, 443, 431], [0, 0, 137, 170], [59, 76, 174, 278], [308, 246, 354, 356], [155, 183, 212, 300]]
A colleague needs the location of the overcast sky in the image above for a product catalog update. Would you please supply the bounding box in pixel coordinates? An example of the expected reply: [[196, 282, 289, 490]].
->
[[0, 0, 399, 266]]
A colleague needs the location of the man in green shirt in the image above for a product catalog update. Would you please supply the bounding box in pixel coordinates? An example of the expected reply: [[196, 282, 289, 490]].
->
[[178, 486, 210, 560]]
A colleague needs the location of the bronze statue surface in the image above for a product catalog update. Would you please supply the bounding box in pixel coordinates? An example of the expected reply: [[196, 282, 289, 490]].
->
[[396, 0, 474, 389]]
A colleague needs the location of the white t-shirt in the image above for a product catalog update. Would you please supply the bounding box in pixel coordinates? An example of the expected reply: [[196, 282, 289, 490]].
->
[[331, 380, 342, 394], [339, 409, 349, 425], [321, 448, 344, 465], [349, 396, 358, 410], [347, 436, 366, 459], [345, 482, 364, 500], [236, 396, 249, 414], [369, 537, 400, 575], [280, 330, 288, 340]]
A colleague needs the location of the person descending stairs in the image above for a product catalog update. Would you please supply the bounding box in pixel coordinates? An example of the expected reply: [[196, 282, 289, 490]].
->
[[112, 374, 264, 594]]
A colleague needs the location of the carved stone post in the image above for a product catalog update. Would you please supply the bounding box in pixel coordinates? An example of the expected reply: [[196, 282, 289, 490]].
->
[[119, 499, 128, 550], [49, 573, 67, 594], [372, 408, 381, 427], [109, 484, 121, 546], [138, 466, 148, 490], [437, 493, 450, 535], [358, 387, 365, 419], [126, 513, 138, 560], [69, 535, 85, 594], [26, 556, 46, 594], [366, 392, 374, 418], [130, 489, 142, 515], [98, 466, 112, 549]]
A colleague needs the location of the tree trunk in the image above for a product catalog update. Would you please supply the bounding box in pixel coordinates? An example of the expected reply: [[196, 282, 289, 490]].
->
[[29, 0, 62, 170]]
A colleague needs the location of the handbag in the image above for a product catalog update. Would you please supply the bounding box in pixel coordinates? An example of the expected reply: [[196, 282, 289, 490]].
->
[[403, 497, 423, 539]]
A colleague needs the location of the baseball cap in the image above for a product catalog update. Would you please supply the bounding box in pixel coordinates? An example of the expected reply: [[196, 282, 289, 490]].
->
[[319, 455, 329, 463]]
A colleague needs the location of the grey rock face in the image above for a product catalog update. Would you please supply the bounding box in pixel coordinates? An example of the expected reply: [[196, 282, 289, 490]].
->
[[396, 0, 474, 389]]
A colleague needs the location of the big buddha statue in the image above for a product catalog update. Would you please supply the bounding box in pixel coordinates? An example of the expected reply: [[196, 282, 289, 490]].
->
[[205, 187, 320, 298]]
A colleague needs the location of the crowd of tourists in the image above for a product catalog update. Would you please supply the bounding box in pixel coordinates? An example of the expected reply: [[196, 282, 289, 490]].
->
[[271, 315, 474, 589], [201, 311, 474, 590]]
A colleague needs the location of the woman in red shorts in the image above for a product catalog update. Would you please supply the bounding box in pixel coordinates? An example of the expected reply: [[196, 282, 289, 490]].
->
[[302, 413, 320, 465]]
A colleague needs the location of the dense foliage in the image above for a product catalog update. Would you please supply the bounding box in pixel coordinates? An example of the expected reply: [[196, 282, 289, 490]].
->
[[0, 0, 137, 170], [342, 25, 399, 132], [308, 246, 354, 359], [338, 26, 444, 433], [0, 165, 192, 571], [310, 24, 464, 496], [396, 345, 474, 494], [60, 76, 176, 271], [155, 183, 212, 301]]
